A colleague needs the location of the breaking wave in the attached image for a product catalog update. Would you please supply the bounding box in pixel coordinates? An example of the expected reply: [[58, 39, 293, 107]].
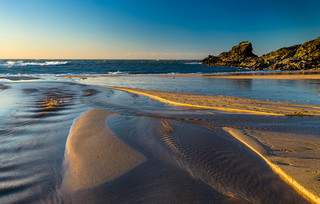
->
[[184, 62, 202, 65], [107, 71, 129, 75], [0, 60, 69, 67]]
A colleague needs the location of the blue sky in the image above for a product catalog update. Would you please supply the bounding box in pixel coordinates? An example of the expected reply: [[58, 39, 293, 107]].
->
[[0, 0, 319, 59]]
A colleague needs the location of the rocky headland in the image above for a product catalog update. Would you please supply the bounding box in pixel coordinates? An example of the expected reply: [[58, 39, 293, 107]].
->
[[202, 37, 320, 70]]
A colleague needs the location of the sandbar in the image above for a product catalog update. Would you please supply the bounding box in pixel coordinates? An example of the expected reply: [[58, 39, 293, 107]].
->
[[224, 127, 320, 203], [61, 109, 146, 193], [104, 86, 320, 116], [100, 86, 320, 202]]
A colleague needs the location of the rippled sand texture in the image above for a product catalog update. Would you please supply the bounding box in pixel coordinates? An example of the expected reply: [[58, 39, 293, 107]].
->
[[225, 127, 320, 203], [0, 82, 91, 204], [61, 109, 313, 203], [98, 86, 320, 203], [0, 81, 318, 203], [61, 109, 146, 194]]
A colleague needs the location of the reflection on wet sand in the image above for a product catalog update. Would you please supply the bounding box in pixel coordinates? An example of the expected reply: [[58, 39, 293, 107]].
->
[[105, 86, 320, 116], [70, 113, 308, 203], [0, 81, 318, 203], [231, 79, 252, 91]]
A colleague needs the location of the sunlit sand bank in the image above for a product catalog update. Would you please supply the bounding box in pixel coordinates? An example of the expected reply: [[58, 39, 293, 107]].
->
[[104, 86, 320, 116], [224, 128, 320, 203], [61, 109, 146, 193], [98, 86, 320, 203], [1, 80, 317, 203], [60, 107, 311, 203]]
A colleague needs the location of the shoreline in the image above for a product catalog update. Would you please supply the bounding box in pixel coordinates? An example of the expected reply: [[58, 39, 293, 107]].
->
[[61, 70, 320, 79], [0, 69, 318, 81], [94, 85, 320, 202], [1, 80, 318, 203], [102, 86, 320, 116], [98, 85, 320, 202]]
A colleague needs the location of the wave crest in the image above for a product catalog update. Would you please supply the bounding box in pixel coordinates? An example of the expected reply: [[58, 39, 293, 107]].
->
[[107, 71, 129, 75], [0, 60, 69, 67]]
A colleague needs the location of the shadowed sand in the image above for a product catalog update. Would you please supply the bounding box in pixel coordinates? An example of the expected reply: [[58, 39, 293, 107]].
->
[[224, 128, 320, 203], [100, 86, 319, 203], [104, 86, 320, 116], [61, 109, 146, 193]]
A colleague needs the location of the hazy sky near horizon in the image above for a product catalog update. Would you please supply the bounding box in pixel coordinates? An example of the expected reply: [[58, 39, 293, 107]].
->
[[0, 0, 320, 59]]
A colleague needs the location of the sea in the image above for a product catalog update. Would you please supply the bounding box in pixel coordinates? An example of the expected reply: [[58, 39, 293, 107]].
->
[[0, 59, 319, 105], [0, 59, 242, 76], [0, 59, 319, 203]]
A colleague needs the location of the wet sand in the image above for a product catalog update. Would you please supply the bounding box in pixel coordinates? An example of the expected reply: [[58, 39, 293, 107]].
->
[[0, 76, 40, 81], [61, 108, 310, 203], [104, 86, 320, 116], [100, 86, 320, 203], [202, 73, 320, 79], [61, 109, 146, 193], [224, 128, 320, 203], [0, 80, 318, 203]]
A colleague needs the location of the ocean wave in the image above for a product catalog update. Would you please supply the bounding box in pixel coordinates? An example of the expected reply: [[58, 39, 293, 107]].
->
[[184, 62, 202, 65], [107, 71, 129, 75], [0, 60, 69, 67]]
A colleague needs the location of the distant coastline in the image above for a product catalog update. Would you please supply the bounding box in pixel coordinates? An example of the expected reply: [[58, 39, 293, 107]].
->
[[202, 37, 320, 71]]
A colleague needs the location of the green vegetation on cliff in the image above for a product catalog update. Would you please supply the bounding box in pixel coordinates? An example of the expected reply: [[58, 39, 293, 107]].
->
[[202, 37, 320, 70]]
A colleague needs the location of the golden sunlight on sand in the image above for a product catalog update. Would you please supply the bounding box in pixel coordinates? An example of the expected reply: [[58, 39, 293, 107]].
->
[[224, 127, 320, 204], [105, 86, 320, 116], [61, 109, 146, 193]]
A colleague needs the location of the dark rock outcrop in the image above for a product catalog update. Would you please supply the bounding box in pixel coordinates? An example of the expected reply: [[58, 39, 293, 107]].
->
[[202, 37, 320, 70], [202, 41, 257, 68]]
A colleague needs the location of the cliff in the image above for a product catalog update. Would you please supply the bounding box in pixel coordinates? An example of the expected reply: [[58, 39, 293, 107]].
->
[[202, 37, 320, 70]]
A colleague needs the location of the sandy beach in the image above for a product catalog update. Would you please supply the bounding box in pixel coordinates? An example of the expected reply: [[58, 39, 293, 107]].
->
[[2, 0, 320, 203], [61, 109, 146, 194], [0, 78, 319, 203], [99, 85, 320, 203], [225, 128, 320, 203], [104, 86, 320, 116]]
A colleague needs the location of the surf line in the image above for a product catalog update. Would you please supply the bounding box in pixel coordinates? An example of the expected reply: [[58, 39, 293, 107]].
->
[[224, 127, 320, 204], [105, 86, 285, 116]]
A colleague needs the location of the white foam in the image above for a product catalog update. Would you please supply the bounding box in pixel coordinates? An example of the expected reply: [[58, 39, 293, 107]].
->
[[184, 62, 202, 65], [0, 60, 69, 67], [107, 71, 129, 75]]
